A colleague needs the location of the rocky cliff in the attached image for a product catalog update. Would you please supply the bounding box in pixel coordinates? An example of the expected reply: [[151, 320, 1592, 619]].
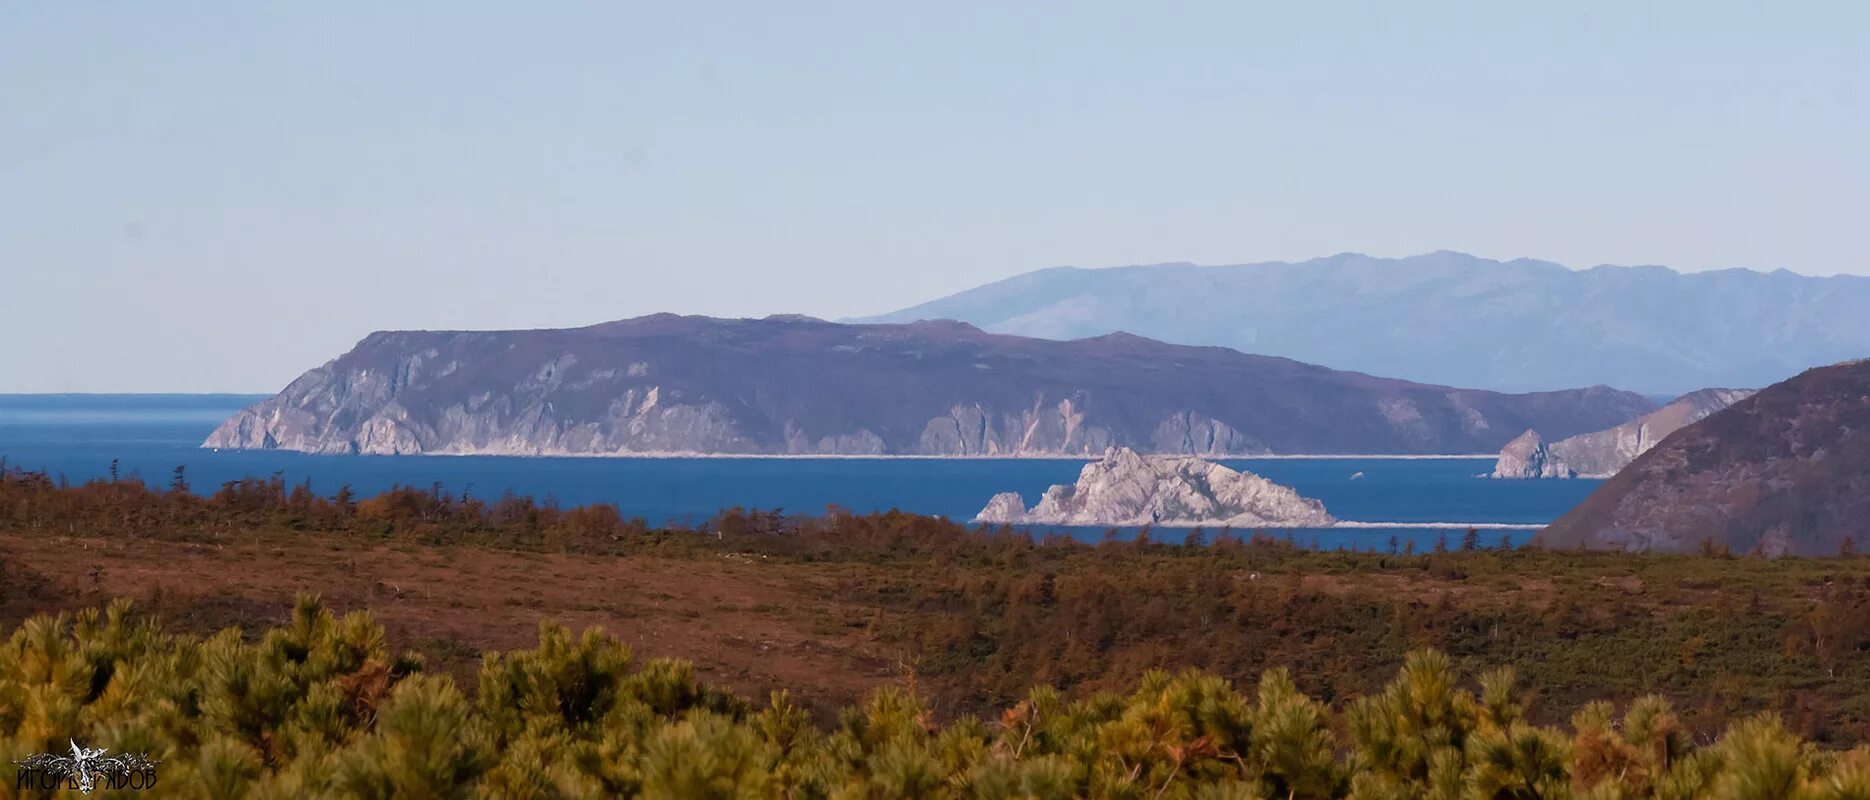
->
[[204, 314, 1655, 457], [1489, 430, 1571, 479], [973, 447, 1334, 527], [1490, 389, 1754, 478], [1537, 361, 1870, 556]]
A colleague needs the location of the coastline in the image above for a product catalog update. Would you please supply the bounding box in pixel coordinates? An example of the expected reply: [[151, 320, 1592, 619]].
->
[[1330, 520, 1543, 530], [971, 519, 1545, 530], [201, 446, 1498, 461]]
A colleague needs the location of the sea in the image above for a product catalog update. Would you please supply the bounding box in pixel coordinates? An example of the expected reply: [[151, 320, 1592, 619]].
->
[[0, 395, 1602, 550]]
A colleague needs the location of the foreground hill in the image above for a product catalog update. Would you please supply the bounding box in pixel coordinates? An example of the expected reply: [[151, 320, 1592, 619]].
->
[[7, 467, 1870, 767], [1540, 360, 1870, 555], [203, 314, 1653, 456], [857, 251, 1870, 394], [1490, 388, 1754, 478]]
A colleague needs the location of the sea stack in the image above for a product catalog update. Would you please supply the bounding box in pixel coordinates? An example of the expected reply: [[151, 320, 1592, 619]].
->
[[973, 446, 1334, 527]]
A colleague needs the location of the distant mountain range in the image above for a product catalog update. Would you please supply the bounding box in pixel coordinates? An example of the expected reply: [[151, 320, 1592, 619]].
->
[[1539, 359, 1870, 556], [202, 315, 1654, 457], [856, 251, 1870, 394]]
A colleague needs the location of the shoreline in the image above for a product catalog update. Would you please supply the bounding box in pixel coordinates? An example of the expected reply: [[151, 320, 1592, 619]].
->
[[972, 519, 1545, 530], [201, 447, 1499, 461], [1330, 520, 1543, 530]]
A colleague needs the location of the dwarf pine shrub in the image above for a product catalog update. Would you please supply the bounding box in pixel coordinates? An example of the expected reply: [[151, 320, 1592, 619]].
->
[[4, 599, 1870, 799]]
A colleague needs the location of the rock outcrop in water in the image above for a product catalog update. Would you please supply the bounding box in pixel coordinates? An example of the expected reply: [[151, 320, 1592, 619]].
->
[[204, 314, 1655, 457], [1489, 389, 1754, 479], [1538, 360, 1870, 556], [973, 447, 1334, 527]]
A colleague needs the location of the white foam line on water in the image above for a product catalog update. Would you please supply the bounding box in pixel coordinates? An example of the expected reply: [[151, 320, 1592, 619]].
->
[[204, 448, 1500, 461], [1331, 521, 1544, 530]]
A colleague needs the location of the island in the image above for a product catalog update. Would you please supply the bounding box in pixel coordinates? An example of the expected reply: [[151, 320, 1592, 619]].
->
[[973, 447, 1334, 527]]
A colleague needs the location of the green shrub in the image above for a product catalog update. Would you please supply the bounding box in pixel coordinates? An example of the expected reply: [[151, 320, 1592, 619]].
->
[[7, 601, 1870, 798]]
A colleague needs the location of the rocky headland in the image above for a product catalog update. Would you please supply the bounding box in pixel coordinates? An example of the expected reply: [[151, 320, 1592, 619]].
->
[[1537, 361, 1870, 556], [1489, 430, 1572, 479], [1489, 388, 1753, 478], [205, 314, 1655, 457], [973, 447, 1334, 527]]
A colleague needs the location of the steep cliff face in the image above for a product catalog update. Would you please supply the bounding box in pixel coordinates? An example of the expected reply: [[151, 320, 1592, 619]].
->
[[973, 447, 1334, 527], [1537, 361, 1870, 556], [1490, 388, 1754, 479], [205, 314, 1655, 456], [1490, 430, 1571, 478]]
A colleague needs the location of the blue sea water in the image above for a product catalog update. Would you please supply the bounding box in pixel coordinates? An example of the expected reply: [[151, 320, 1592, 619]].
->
[[0, 395, 1601, 549]]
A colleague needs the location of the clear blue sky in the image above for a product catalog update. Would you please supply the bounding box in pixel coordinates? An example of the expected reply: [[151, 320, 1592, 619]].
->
[[3, 2, 1866, 392]]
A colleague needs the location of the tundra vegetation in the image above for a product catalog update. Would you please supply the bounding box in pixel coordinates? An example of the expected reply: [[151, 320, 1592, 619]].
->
[[6, 600, 1870, 799], [3, 465, 1870, 797]]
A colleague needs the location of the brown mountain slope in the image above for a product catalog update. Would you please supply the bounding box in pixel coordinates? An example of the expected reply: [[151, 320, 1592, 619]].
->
[[1539, 360, 1870, 555], [204, 314, 1653, 456]]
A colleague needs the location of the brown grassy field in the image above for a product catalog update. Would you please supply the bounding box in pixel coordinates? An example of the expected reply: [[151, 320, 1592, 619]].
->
[[4, 471, 1870, 745], [0, 529, 905, 719]]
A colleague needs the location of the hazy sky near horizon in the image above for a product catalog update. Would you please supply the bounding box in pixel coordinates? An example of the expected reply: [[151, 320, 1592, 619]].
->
[[3, 3, 1868, 392]]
